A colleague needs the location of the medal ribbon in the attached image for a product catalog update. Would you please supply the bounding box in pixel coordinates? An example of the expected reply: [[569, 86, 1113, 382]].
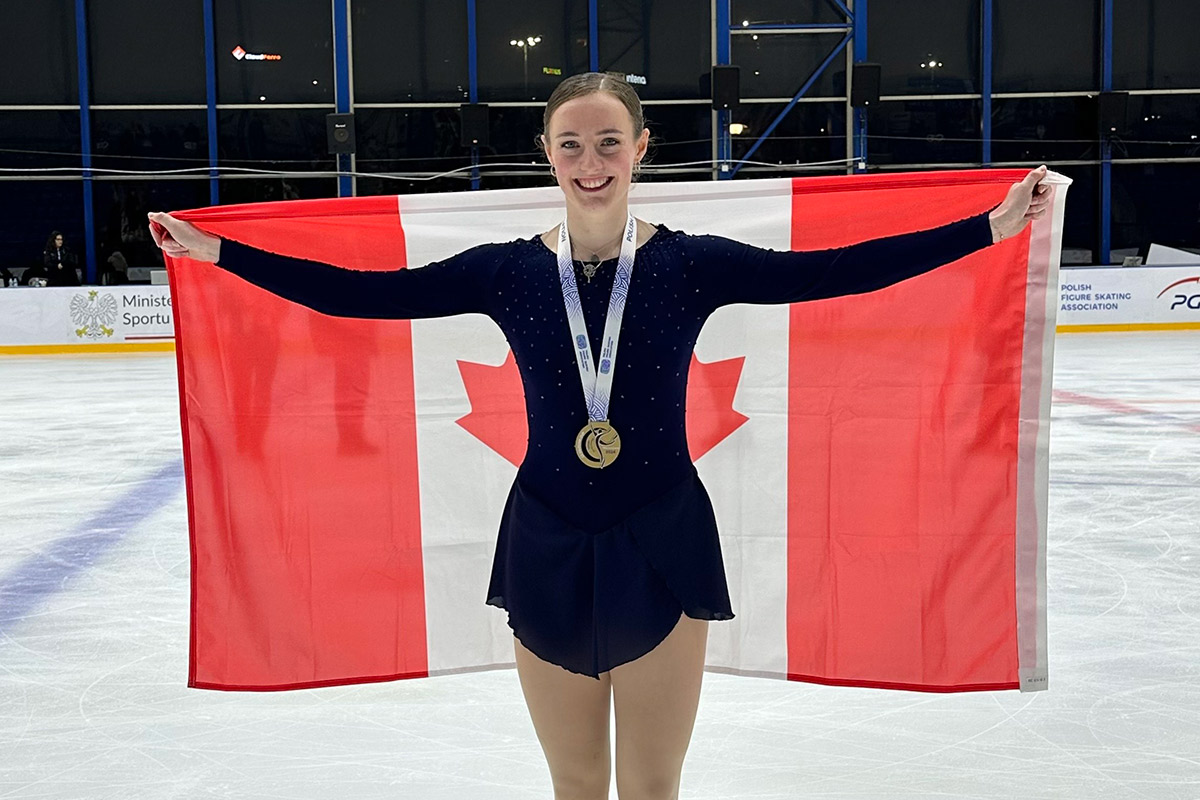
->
[[556, 212, 637, 422]]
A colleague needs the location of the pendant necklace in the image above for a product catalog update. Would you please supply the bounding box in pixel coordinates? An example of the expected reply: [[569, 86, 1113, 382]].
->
[[573, 228, 625, 283]]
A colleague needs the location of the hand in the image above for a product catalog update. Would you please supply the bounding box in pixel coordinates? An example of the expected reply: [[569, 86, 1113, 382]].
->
[[147, 211, 222, 263], [988, 165, 1051, 243]]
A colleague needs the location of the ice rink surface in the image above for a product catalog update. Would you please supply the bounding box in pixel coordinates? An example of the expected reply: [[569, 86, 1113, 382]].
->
[[1, 333, 1198, 799]]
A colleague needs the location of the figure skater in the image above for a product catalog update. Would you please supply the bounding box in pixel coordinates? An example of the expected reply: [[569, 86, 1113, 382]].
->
[[149, 72, 1049, 800]]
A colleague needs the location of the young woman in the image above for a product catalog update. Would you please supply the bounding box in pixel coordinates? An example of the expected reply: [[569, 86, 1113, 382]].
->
[[42, 231, 81, 287], [149, 73, 1049, 800]]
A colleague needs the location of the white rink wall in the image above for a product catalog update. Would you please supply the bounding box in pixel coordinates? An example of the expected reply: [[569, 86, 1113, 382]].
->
[[0, 285, 174, 352], [2, 263, 1200, 354]]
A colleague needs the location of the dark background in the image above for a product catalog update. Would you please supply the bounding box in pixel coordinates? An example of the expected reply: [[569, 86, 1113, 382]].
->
[[1, 0, 1197, 275]]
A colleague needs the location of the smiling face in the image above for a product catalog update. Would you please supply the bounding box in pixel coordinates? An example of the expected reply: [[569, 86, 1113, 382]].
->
[[542, 92, 649, 217]]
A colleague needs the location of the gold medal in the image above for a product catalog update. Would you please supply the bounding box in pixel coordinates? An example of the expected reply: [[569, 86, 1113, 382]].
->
[[574, 420, 621, 469]]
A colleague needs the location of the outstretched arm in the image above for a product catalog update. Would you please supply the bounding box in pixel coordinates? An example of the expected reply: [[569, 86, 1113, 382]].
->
[[691, 166, 1051, 312], [148, 212, 498, 320]]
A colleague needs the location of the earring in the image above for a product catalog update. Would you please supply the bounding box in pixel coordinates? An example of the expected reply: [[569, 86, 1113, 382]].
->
[[549, 163, 557, 178]]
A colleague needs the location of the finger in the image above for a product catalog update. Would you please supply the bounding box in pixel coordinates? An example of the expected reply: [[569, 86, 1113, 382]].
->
[[148, 214, 172, 247], [147, 213, 171, 246], [152, 226, 177, 251], [149, 211, 187, 240]]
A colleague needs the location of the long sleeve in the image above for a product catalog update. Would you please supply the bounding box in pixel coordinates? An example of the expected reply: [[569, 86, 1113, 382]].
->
[[688, 209, 996, 314], [214, 237, 507, 320]]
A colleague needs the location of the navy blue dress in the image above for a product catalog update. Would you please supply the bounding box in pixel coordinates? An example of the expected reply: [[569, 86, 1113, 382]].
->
[[213, 211, 995, 679]]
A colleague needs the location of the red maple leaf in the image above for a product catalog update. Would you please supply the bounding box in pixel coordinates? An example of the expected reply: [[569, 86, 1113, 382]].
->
[[454, 351, 528, 467], [456, 352, 749, 466], [684, 354, 750, 460]]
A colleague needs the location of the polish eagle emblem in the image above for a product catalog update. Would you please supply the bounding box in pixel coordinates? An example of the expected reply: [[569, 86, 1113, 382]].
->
[[69, 290, 119, 339]]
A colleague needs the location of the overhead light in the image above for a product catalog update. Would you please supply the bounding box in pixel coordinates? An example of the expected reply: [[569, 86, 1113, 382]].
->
[[730, 123, 747, 134]]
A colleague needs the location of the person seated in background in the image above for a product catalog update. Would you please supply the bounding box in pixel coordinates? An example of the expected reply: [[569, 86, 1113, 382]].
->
[[20, 261, 50, 287], [43, 231, 81, 287], [101, 250, 129, 285]]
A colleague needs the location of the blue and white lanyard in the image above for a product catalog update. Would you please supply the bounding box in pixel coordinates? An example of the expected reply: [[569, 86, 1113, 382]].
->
[[556, 212, 637, 422]]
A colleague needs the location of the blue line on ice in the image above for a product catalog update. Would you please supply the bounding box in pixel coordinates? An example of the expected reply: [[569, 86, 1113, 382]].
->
[[0, 458, 184, 638]]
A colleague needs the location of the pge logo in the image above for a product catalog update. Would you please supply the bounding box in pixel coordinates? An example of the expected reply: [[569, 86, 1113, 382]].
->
[[1157, 277, 1200, 310]]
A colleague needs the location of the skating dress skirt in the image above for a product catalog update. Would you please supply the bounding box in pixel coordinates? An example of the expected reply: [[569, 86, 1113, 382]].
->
[[215, 212, 994, 679]]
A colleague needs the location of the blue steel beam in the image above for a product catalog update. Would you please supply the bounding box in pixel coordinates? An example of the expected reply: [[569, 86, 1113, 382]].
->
[[1100, 0, 1112, 264], [732, 24, 851, 31], [75, 0, 96, 283], [825, 0, 854, 20], [467, 0, 480, 190], [589, 0, 599, 71], [1102, 0, 1113, 88], [730, 33, 852, 178], [853, 0, 867, 171], [716, 0, 731, 178], [203, 0, 218, 205], [333, 0, 352, 197], [730, 0, 855, 25], [982, 0, 993, 165]]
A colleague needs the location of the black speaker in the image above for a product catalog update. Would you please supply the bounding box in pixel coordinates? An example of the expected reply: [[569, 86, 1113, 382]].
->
[[460, 103, 490, 147], [711, 65, 740, 110], [326, 113, 355, 155], [850, 63, 881, 107], [1097, 91, 1129, 136]]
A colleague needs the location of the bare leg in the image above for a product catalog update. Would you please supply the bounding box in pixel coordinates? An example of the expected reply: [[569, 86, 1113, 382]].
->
[[514, 635, 613, 800], [611, 613, 709, 800]]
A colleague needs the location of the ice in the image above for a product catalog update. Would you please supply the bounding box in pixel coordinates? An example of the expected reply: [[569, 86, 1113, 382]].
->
[[2, 334, 1198, 798]]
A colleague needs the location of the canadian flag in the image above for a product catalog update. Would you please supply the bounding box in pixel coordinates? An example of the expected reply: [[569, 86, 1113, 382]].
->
[[166, 170, 1064, 693]]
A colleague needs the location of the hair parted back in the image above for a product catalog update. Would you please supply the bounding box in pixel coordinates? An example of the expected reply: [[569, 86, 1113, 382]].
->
[[542, 72, 646, 137]]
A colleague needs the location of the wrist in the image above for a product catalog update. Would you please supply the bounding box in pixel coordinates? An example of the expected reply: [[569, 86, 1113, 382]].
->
[[988, 209, 1003, 243]]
